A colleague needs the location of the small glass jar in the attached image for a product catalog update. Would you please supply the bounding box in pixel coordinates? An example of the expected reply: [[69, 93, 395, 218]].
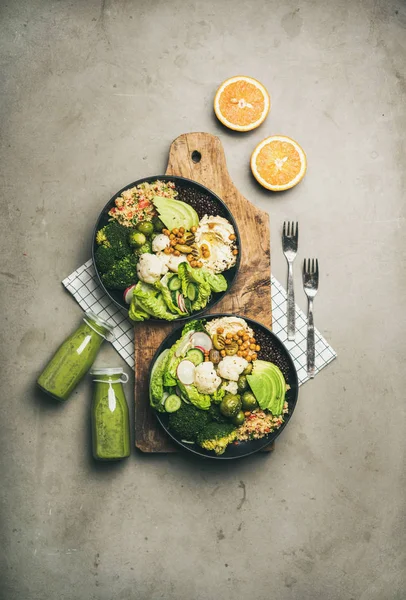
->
[[37, 311, 115, 401], [90, 368, 130, 461]]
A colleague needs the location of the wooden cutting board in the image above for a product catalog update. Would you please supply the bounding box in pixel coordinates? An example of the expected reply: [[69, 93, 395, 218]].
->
[[134, 132, 273, 452]]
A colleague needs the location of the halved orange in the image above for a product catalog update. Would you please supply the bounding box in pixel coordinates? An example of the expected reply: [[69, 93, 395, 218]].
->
[[251, 135, 307, 191], [214, 76, 270, 132]]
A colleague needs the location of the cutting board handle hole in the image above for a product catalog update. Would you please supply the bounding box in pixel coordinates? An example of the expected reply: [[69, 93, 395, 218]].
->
[[191, 150, 201, 163]]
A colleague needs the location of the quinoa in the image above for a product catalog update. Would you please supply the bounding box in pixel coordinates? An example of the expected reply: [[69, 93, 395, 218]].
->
[[109, 180, 177, 227], [236, 403, 289, 442]]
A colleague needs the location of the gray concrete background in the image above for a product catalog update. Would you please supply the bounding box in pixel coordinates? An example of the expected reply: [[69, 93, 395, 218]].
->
[[1, 0, 405, 598]]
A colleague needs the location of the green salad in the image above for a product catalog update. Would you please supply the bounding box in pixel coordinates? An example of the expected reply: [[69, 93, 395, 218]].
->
[[150, 317, 290, 455], [95, 180, 239, 322]]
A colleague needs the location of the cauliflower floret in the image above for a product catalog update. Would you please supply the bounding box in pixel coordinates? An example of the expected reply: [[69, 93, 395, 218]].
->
[[166, 253, 187, 273], [194, 361, 221, 395], [222, 381, 238, 395], [152, 234, 170, 253], [136, 253, 168, 284], [217, 355, 248, 381]]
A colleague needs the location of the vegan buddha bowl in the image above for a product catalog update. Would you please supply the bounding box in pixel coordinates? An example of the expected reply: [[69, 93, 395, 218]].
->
[[92, 176, 241, 322], [149, 314, 299, 459]]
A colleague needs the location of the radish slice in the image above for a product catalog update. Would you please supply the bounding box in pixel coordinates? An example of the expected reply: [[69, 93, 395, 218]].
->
[[175, 331, 194, 357], [191, 332, 212, 352], [195, 345, 207, 354], [177, 360, 196, 385], [124, 284, 137, 304], [178, 293, 186, 313]]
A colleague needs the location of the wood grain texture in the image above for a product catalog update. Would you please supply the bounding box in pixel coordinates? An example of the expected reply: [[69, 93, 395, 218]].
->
[[135, 132, 273, 453]]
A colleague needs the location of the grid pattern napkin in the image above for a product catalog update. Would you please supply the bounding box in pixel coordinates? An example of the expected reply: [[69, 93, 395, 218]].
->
[[62, 259, 336, 385]]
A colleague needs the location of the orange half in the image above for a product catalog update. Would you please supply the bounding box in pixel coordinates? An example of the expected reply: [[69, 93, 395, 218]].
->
[[214, 76, 270, 132], [251, 135, 307, 191]]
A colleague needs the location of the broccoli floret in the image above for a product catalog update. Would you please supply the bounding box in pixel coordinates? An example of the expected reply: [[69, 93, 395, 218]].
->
[[96, 228, 110, 247], [101, 256, 138, 290], [197, 423, 237, 455], [168, 403, 211, 441], [94, 245, 116, 273], [96, 221, 131, 258], [208, 403, 228, 424], [133, 240, 152, 257]]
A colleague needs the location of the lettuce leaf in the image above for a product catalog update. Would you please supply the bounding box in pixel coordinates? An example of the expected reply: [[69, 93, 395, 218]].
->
[[181, 319, 206, 335], [130, 282, 178, 321], [177, 382, 211, 410], [128, 300, 150, 322], [202, 269, 228, 293], [178, 263, 212, 312], [150, 349, 170, 411], [211, 387, 226, 404]]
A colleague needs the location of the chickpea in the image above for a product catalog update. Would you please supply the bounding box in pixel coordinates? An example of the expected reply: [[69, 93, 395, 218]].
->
[[174, 250, 180, 257], [191, 226, 197, 233], [229, 234, 237, 241], [243, 334, 249, 341], [255, 345, 260, 352], [170, 239, 177, 247], [190, 260, 198, 268], [249, 338, 255, 344], [220, 350, 226, 357], [237, 351, 243, 357], [164, 247, 171, 255], [196, 261, 202, 268], [201, 244, 208, 251], [162, 229, 170, 236], [187, 254, 193, 262], [169, 233, 175, 240], [208, 222, 215, 229], [237, 339, 243, 346], [232, 249, 238, 256], [217, 327, 224, 334], [238, 330, 245, 337], [172, 228, 179, 235], [246, 355, 252, 362], [226, 333, 233, 339], [179, 227, 185, 234], [203, 252, 209, 259], [250, 344, 256, 350], [178, 238, 186, 245], [168, 247, 174, 254], [252, 353, 258, 360], [241, 350, 248, 357], [225, 339, 231, 345]]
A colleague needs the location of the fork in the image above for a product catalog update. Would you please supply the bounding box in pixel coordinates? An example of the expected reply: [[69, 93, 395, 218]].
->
[[303, 259, 319, 378], [282, 222, 299, 340]]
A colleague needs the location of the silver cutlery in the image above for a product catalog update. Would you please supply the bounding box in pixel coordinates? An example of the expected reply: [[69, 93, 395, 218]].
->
[[303, 258, 319, 378], [282, 221, 299, 340]]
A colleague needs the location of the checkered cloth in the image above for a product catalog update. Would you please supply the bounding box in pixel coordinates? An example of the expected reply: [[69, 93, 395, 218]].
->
[[62, 259, 336, 385]]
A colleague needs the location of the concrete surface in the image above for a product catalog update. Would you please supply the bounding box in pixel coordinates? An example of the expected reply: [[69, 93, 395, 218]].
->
[[1, 0, 405, 598]]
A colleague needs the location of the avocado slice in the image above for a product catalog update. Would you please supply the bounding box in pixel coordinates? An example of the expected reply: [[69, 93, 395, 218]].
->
[[247, 360, 286, 415], [153, 196, 199, 230]]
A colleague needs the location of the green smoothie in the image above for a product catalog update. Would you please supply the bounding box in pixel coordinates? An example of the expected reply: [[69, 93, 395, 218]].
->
[[90, 368, 130, 460], [37, 312, 115, 401]]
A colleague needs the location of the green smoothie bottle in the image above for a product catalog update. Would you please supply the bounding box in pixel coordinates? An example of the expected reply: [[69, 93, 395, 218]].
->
[[37, 311, 115, 401], [90, 368, 130, 460]]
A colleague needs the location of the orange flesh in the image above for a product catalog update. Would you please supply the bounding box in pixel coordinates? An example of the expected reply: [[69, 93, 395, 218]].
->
[[218, 81, 266, 126], [255, 141, 302, 186]]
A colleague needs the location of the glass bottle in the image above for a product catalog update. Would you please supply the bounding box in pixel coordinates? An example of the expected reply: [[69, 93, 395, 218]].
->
[[37, 311, 115, 401], [90, 368, 131, 460]]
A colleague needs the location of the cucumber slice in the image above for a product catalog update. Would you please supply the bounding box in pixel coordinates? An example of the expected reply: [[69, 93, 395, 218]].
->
[[165, 394, 182, 413], [186, 348, 204, 366], [168, 276, 181, 291], [187, 282, 198, 302]]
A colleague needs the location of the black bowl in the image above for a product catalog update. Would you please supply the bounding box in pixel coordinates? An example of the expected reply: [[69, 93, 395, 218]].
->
[[149, 314, 299, 460], [92, 175, 241, 320]]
